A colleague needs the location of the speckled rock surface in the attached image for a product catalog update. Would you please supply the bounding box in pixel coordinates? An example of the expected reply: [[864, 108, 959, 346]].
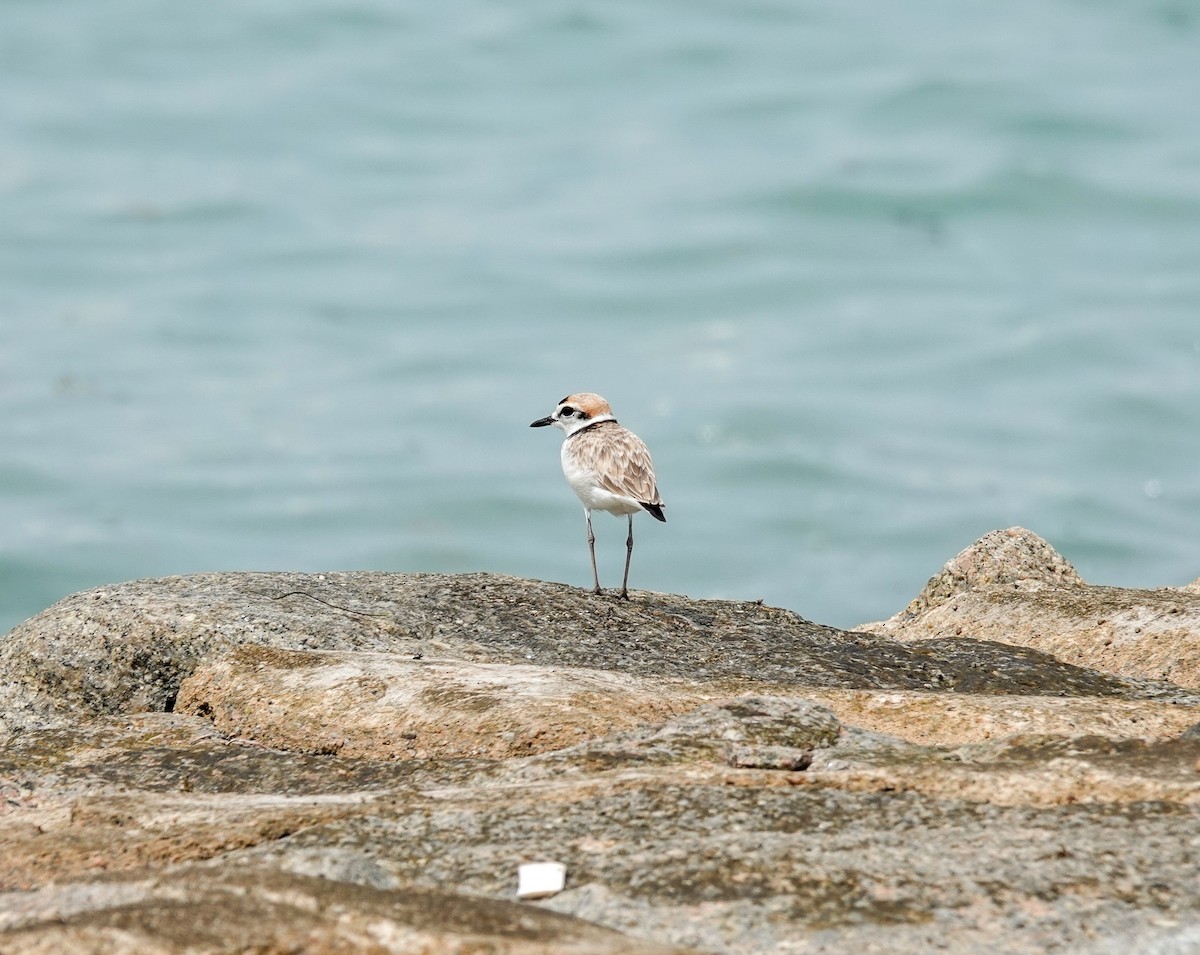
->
[[4, 700, 1200, 953], [3, 557, 1200, 954], [2, 569, 1195, 738], [787, 688, 1200, 746], [0, 866, 692, 955], [861, 527, 1200, 688], [171, 648, 1200, 761], [174, 645, 723, 759]]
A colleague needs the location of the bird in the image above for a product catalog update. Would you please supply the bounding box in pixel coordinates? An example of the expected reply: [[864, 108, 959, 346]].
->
[[530, 393, 665, 599]]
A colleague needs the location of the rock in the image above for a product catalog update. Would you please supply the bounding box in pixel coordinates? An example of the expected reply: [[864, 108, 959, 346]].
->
[[794, 687, 1199, 745], [0, 868, 692, 954], [59, 642, 1200, 762], [4, 549, 1200, 954], [5, 699, 1200, 953], [861, 527, 1200, 688], [174, 645, 721, 759], [531, 695, 845, 771], [3, 570, 1195, 738], [176, 648, 1200, 756]]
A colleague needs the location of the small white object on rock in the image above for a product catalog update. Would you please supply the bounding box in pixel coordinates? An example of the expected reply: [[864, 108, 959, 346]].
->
[[517, 861, 567, 899]]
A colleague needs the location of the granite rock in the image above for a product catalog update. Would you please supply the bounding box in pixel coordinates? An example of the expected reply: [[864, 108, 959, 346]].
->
[[2, 569, 1194, 738], [861, 526, 1200, 688], [0, 866, 692, 954], [3, 534, 1200, 954]]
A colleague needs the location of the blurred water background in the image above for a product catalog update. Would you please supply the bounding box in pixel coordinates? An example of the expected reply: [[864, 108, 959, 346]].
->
[[2, 0, 1199, 636]]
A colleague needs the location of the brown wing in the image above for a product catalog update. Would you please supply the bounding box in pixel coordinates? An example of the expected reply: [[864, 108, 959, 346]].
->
[[588, 422, 663, 506]]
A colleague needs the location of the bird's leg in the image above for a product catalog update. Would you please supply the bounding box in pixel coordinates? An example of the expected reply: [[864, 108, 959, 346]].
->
[[585, 509, 601, 595], [620, 514, 634, 600]]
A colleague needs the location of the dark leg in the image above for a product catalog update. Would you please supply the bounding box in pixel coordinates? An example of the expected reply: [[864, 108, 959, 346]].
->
[[620, 514, 633, 600], [585, 509, 601, 594]]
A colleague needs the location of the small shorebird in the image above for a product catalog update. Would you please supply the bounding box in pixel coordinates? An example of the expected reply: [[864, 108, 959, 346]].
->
[[531, 393, 665, 599]]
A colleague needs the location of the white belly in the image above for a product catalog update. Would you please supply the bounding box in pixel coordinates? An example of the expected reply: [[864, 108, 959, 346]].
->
[[561, 443, 642, 516]]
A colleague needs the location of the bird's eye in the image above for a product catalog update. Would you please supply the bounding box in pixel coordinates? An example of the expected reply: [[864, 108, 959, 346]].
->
[[560, 406, 577, 417]]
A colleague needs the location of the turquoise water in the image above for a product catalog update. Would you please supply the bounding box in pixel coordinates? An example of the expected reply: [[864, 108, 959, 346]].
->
[[2, 1, 1199, 635]]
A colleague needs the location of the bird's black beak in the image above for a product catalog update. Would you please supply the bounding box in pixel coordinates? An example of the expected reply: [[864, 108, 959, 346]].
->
[[530, 416, 554, 428]]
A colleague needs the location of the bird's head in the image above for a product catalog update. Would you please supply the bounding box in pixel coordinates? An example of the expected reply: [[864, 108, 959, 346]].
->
[[530, 393, 615, 435]]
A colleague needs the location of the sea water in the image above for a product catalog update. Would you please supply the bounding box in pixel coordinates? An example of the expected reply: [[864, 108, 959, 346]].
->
[[2, 0, 1198, 634]]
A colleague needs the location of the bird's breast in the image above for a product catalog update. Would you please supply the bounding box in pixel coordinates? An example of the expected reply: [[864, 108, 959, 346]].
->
[[560, 441, 641, 515]]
